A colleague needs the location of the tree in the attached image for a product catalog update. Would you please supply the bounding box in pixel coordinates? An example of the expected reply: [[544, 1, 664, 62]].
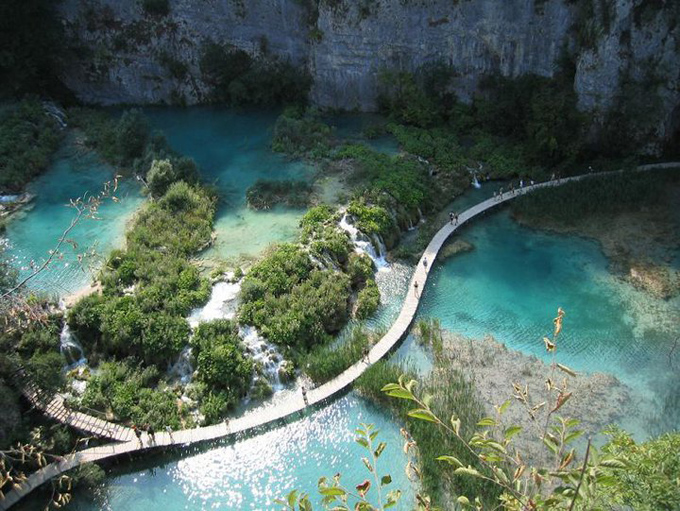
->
[[146, 159, 176, 198]]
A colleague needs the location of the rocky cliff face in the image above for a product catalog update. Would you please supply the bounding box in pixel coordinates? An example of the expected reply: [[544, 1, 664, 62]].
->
[[57, 0, 679, 149]]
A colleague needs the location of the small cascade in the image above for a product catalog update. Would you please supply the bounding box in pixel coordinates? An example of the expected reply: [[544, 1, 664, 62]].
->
[[239, 326, 287, 392], [59, 323, 87, 368], [338, 214, 390, 271], [187, 280, 241, 327], [471, 173, 481, 189], [41, 101, 67, 130], [169, 345, 194, 384]]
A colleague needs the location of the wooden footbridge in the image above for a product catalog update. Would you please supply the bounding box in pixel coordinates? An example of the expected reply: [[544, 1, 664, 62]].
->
[[1, 163, 676, 510]]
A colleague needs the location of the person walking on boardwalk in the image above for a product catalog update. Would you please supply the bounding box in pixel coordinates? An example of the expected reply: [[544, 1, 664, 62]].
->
[[423, 257, 428, 270], [362, 346, 370, 363], [301, 386, 309, 406], [414, 280, 419, 296], [133, 424, 142, 445], [449, 212, 454, 224], [146, 424, 156, 444], [165, 425, 173, 441], [454, 213, 459, 225]]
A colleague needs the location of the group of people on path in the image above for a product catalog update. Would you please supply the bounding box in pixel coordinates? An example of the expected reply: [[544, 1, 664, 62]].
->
[[132, 423, 173, 445]]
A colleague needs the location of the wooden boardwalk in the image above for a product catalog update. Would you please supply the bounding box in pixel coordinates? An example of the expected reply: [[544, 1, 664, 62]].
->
[[21, 372, 134, 443], [1, 162, 676, 510]]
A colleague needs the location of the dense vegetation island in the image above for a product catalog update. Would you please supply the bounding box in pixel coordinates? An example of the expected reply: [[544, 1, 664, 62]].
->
[[0, 0, 679, 510]]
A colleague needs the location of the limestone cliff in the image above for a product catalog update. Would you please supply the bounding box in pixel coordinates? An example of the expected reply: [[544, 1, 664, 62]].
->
[[57, 0, 679, 149]]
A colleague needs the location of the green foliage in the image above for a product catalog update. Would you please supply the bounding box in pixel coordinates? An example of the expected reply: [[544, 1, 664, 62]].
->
[[25, 351, 65, 395], [300, 206, 352, 265], [71, 464, 106, 490], [141, 0, 170, 16], [336, 144, 433, 213], [69, 108, 148, 168], [594, 428, 680, 511], [70, 182, 214, 365], [346, 199, 394, 238], [80, 360, 187, 429], [511, 169, 679, 227], [146, 158, 199, 198], [199, 391, 230, 425], [242, 269, 351, 350], [475, 73, 585, 167], [191, 320, 253, 401], [246, 179, 313, 209], [346, 253, 374, 287], [356, 362, 496, 504], [0, 100, 62, 193], [355, 279, 380, 319], [199, 42, 311, 106], [272, 108, 334, 157], [302, 327, 371, 384]]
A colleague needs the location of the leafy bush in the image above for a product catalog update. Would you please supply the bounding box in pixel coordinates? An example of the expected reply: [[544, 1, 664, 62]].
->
[[70, 182, 214, 366], [191, 320, 253, 402], [272, 108, 334, 157], [594, 428, 680, 511], [241, 269, 351, 350], [79, 360, 188, 429], [199, 391, 230, 425], [355, 278, 380, 319], [0, 100, 61, 193], [346, 199, 394, 238]]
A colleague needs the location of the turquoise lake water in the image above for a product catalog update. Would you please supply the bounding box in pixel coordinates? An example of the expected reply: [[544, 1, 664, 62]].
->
[[3, 140, 144, 296], [143, 107, 314, 262], [46, 395, 416, 511], [5, 108, 678, 509]]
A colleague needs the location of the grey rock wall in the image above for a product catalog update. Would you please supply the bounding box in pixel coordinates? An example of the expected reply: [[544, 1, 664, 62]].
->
[[57, 0, 679, 149]]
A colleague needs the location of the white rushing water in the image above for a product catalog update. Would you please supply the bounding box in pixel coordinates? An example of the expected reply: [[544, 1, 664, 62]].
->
[[179, 278, 290, 394], [338, 213, 390, 271], [59, 322, 87, 368], [239, 325, 287, 392], [187, 280, 241, 328]]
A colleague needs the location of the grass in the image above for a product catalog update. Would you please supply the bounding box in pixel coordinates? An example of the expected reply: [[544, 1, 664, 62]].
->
[[356, 355, 501, 506]]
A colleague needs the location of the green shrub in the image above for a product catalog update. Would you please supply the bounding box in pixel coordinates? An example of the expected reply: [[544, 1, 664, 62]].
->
[[0, 100, 62, 193], [346, 253, 375, 287], [355, 278, 380, 319], [347, 199, 394, 237], [191, 320, 253, 400], [594, 428, 680, 511], [272, 108, 333, 156], [200, 391, 230, 425], [79, 360, 187, 429]]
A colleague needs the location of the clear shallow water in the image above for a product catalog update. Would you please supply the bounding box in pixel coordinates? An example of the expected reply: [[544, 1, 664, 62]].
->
[[416, 209, 679, 437], [143, 107, 314, 261], [59, 394, 416, 511], [3, 142, 144, 296]]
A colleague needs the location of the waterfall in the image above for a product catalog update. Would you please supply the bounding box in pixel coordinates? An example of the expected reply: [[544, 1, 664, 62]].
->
[[169, 345, 194, 384], [338, 214, 389, 270], [187, 280, 241, 328], [41, 101, 67, 130], [472, 174, 481, 189], [60, 323, 87, 368], [239, 326, 286, 392]]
